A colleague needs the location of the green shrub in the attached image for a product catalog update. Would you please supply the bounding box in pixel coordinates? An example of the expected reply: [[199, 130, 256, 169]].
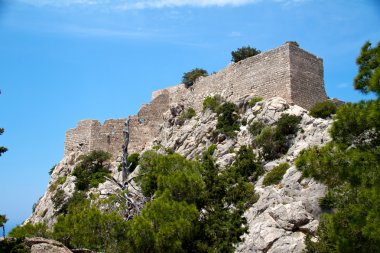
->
[[215, 102, 240, 138], [9, 222, 50, 239], [248, 96, 263, 107], [231, 46, 261, 63], [52, 189, 66, 211], [49, 164, 56, 175], [241, 118, 247, 126], [202, 95, 223, 112], [309, 101, 338, 119], [138, 151, 202, 197], [248, 120, 266, 136], [234, 145, 263, 179], [132, 148, 258, 253], [182, 68, 208, 88], [0, 238, 30, 253], [179, 107, 196, 120], [127, 153, 140, 173], [263, 163, 290, 186], [256, 126, 288, 160], [276, 113, 302, 135], [53, 200, 128, 252], [72, 150, 111, 191], [285, 41, 300, 47]]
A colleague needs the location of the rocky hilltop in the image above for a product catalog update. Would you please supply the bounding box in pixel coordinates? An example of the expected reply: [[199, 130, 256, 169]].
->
[[27, 44, 333, 252]]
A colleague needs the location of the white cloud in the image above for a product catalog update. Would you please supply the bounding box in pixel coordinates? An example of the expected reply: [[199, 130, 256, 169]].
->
[[17, 0, 308, 9], [337, 83, 349, 89]]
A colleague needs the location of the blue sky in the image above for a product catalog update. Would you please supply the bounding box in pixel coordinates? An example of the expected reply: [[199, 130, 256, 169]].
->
[[0, 0, 379, 233]]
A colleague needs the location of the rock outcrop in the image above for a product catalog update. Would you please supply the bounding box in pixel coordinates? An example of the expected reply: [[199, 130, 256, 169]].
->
[[28, 97, 331, 253]]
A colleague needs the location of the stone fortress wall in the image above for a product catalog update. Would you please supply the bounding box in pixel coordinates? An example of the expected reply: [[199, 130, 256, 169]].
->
[[64, 119, 127, 159], [64, 43, 327, 157]]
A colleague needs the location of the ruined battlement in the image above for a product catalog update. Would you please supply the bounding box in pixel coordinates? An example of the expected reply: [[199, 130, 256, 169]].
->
[[64, 119, 127, 159], [127, 43, 327, 153], [64, 43, 327, 156]]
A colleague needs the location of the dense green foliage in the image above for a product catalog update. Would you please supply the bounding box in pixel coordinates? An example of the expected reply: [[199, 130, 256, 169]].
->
[[262, 163, 289, 186], [0, 237, 30, 253], [354, 41, 380, 95], [309, 100, 338, 119], [297, 41, 380, 253], [275, 114, 302, 135], [72, 150, 111, 191], [130, 146, 260, 252], [231, 46, 261, 63], [127, 153, 140, 172], [9, 223, 49, 239], [254, 114, 301, 160], [248, 96, 263, 107], [182, 68, 208, 88], [329, 100, 380, 148], [202, 95, 223, 112], [179, 107, 196, 123], [248, 120, 266, 136], [215, 102, 241, 137], [53, 200, 129, 252]]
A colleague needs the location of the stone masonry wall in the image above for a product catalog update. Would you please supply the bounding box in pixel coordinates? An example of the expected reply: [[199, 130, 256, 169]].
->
[[128, 92, 171, 154], [64, 119, 127, 159], [127, 43, 327, 153], [64, 43, 327, 156]]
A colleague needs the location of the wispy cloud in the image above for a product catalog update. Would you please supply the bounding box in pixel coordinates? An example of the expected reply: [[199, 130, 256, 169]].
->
[[337, 83, 349, 89], [17, 0, 308, 9]]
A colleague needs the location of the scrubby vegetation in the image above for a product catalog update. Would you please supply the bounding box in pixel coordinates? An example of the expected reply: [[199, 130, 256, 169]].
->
[[72, 150, 111, 191], [309, 100, 337, 119], [182, 68, 208, 88], [202, 95, 223, 112], [263, 163, 290, 186], [10, 145, 260, 252], [248, 96, 263, 107], [231, 46, 261, 63], [128, 145, 260, 252], [0, 237, 30, 253], [248, 120, 266, 136], [215, 101, 241, 137], [179, 107, 196, 122], [254, 114, 302, 160], [297, 41, 380, 252], [127, 153, 140, 172], [9, 223, 49, 239]]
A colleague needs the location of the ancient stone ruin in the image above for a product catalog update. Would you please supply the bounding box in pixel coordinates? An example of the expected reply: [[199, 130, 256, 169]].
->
[[64, 42, 327, 157]]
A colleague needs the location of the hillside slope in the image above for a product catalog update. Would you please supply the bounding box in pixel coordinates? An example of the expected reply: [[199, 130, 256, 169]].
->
[[28, 96, 331, 252]]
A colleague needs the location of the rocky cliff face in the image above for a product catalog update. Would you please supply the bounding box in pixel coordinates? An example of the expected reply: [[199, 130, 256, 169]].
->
[[28, 96, 331, 253]]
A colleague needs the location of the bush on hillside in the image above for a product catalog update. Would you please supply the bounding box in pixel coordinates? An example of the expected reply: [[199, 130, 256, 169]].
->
[[248, 96, 263, 107], [215, 102, 241, 138], [182, 68, 208, 88], [248, 120, 266, 136], [276, 114, 302, 135], [127, 153, 140, 173], [263, 163, 290, 186], [309, 101, 338, 119], [202, 95, 224, 112], [231, 46, 261, 63], [179, 107, 196, 122], [72, 150, 111, 191]]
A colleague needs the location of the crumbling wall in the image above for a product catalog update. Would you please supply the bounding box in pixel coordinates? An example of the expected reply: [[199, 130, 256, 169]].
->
[[128, 92, 170, 154], [64, 43, 327, 157], [64, 119, 127, 159], [127, 43, 327, 153]]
